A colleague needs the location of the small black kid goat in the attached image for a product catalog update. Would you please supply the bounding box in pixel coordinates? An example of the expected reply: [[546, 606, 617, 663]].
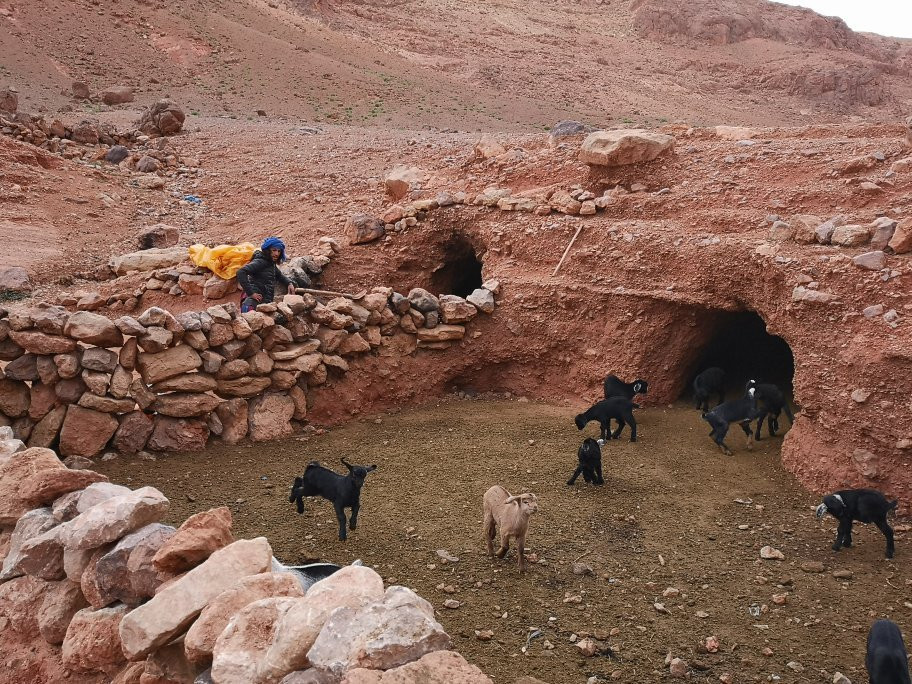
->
[[701, 384, 760, 455], [567, 438, 604, 486], [815, 488, 898, 558], [289, 459, 378, 541]]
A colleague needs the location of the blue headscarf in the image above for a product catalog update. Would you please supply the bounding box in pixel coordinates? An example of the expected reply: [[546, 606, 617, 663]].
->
[[261, 236, 286, 263]]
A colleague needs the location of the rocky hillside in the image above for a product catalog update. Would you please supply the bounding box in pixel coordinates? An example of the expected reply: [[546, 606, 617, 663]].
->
[[2, 0, 911, 130]]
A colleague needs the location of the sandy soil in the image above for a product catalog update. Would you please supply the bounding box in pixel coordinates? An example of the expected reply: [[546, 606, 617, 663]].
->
[[96, 399, 912, 684]]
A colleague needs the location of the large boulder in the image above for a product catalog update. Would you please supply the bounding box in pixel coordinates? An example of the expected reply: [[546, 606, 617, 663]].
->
[[147, 416, 210, 451], [101, 85, 134, 105], [62, 604, 130, 674], [579, 129, 675, 166], [138, 223, 180, 249], [152, 506, 234, 574], [59, 405, 119, 457], [341, 650, 493, 684], [20, 467, 108, 507], [112, 411, 154, 454], [1, 507, 58, 580], [6, 330, 75, 355], [137, 345, 202, 384], [248, 393, 295, 441], [125, 523, 176, 600], [346, 214, 385, 246], [0, 575, 51, 641], [118, 537, 273, 660], [152, 392, 222, 417], [211, 565, 384, 682], [0, 447, 65, 525], [308, 586, 450, 677], [383, 165, 424, 200], [438, 295, 477, 324], [110, 247, 186, 276], [215, 398, 249, 443], [38, 579, 89, 645], [94, 523, 174, 607], [0, 85, 17, 113], [17, 524, 66, 580], [831, 224, 870, 247], [185, 572, 305, 666], [889, 220, 912, 254], [135, 99, 186, 136], [406, 288, 439, 313], [0, 378, 31, 418], [64, 312, 124, 347], [0, 265, 31, 292], [60, 486, 169, 551]]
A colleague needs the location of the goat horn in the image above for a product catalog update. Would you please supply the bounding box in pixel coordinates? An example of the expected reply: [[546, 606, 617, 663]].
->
[[503, 495, 520, 504]]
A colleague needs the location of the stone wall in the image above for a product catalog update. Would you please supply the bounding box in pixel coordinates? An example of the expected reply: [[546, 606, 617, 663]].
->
[[0, 435, 496, 683], [0, 277, 499, 462]]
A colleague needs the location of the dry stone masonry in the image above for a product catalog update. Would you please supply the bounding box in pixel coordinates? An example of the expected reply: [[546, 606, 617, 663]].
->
[[0, 433, 496, 683], [0, 275, 499, 458]]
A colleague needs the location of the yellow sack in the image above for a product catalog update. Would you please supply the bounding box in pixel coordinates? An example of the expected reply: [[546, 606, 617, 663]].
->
[[188, 243, 256, 280]]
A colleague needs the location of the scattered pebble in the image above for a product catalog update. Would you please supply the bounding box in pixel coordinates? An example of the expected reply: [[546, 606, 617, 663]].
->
[[443, 599, 461, 609]]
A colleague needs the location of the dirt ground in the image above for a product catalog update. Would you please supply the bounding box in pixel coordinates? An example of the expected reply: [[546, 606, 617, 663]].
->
[[95, 399, 912, 684]]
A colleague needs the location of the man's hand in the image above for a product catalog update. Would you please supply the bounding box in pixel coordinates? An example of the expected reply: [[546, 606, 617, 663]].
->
[[252, 293, 263, 302], [287, 283, 296, 295]]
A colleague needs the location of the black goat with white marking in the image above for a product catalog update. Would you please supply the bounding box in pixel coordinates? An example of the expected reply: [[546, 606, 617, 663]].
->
[[575, 398, 639, 443], [701, 384, 760, 455], [866, 619, 911, 684], [815, 488, 898, 558], [745, 380, 794, 439], [567, 438, 604, 486], [693, 367, 725, 411], [603, 374, 648, 401], [289, 459, 377, 541]]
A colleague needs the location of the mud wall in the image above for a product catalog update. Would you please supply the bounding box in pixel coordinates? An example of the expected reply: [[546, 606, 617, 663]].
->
[[317, 197, 912, 512]]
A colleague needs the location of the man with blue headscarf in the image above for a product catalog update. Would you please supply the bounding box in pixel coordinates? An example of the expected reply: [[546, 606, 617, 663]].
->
[[237, 236, 295, 313]]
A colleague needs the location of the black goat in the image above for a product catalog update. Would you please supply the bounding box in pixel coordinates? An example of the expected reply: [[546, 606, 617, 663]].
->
[[289, 459, 377, 541], [603, 374, 648, 401], [575, 398, 639, 443], [693, 367, 725, 411], [745, 380, 794, 440], [567, 438, 604, 486], [815, 488, 898, 558], [701, 385, 760, 455], [866, 619, 911, 684]]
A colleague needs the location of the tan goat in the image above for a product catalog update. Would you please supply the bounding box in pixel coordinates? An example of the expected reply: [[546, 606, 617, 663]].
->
[[482, 485, 539, 573]]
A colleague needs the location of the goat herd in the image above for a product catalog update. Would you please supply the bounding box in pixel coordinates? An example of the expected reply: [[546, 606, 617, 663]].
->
[[285, 370, 909, 682]]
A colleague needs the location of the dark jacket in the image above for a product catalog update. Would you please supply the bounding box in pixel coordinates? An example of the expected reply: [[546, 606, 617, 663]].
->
[[237, 250, 292, 304]]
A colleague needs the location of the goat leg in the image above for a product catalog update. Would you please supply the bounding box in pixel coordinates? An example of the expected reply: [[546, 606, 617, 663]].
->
[[483, 516, 496, 556], [595, 463, 604, 485], [567, 466, 584, 486], [611, 418, 625, 440], [334, 504, 348, 541], [517, 540, 526, 573], [627, 414, 637, 442], [739, 421, 754, 450], [875, 519, 895, 558], [496, 534, 510, 559], [349, 502, 359, 531], [754, 410, 768, 440], [833, 520, 851, 551]]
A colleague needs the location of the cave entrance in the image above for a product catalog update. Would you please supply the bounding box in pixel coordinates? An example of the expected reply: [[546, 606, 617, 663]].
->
[[686, 310, 795, 400], [430, 235, 483, 298]]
